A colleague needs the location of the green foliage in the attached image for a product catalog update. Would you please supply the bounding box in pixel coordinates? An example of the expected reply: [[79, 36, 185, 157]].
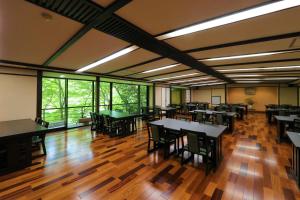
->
[[42, 78, 148, 127]]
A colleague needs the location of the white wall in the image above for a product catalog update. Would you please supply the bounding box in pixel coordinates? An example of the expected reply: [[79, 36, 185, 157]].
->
[[0, 73, 37, 121]]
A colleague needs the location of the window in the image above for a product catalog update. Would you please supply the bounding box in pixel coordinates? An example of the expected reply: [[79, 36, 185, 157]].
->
[[42, 78, 66, 128], [100, 82, 110, 111], [68, 80, 94, 127], [140, 85, 147, 108], [112, 83, 139, 113]]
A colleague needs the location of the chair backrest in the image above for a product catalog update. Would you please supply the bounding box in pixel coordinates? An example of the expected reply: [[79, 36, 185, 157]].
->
[[41, 120, 49, 128], [294, 119, 300, 130], [231, 106, 238, 112], [150, 124, 164, 142], [90, 112, 96, 123], [181, 129, 207, 154], [103, 115, 110, 126], [35, 117, 42, 125], [196, 112, 204, 122], [215, 113, 224, 125], [154, 107, 161, 115], [279, 110, 289, 116]]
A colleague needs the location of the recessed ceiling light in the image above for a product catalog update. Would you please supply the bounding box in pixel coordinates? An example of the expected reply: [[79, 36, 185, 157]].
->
[[76, 46, 138, 72], [151, 73, 199, 81], [198, 50, 297, 62], [41, 12, 53, 21], [157, 0, 300, 40], [59, 75, 65, 78], [141, 64, 179, 74], [218, 65, 300, 72]]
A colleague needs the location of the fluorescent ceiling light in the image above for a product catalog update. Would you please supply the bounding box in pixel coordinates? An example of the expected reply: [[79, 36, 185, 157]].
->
[[264, 77, 298, 80], [141, 64, 179, 74], [236, 81, 262, 83], [157, 0, 300, 40], [76, 46, 138, 72], [226, 74, 263, 77], [191, 82, 226, 87], [169, 77, 211, 83], [233, 77, 299, 81], [218, 65, 300, 72], [75, 1, 300, 72], [151, 73, 199, 81], [199, 50, 296, 62], [183, 80, 220, 85]]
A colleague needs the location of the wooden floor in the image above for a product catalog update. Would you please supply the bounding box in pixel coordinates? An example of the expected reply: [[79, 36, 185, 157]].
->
[[0, 113, 299, 200]]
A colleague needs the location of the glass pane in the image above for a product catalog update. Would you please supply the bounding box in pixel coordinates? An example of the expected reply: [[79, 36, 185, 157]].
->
[[100, 82, 110, 111], [42, 78, 66, 128], [68, 80, 94, 127], [112, 83, 139, 113], [140, 85, 147, 108]]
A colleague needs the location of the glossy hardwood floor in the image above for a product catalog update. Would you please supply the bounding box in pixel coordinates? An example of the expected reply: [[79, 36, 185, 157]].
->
[[0, 113, 299, 200]]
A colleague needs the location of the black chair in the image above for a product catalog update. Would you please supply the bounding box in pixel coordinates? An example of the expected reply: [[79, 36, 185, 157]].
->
[[293, 119, 300, 132], [214, 113, 226, 125], [147, 123, 163, 152], [103, 115, 116, 136], [90, 112, 98, 131], [32, 120, 49, 156], [147, 124, 176, 159], [180, 129, 213, 175], [195, 112, 205, 123]]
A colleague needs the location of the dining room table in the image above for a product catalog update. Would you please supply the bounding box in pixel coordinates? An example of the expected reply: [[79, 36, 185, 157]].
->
[[150, 118, 227, 170]]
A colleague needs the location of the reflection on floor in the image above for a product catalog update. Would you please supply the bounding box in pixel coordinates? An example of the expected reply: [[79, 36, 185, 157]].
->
[[0, 113, 299, 200]]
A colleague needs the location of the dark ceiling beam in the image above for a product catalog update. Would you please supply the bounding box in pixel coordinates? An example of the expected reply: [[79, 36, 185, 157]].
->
[[41, 0, 132, 66], [27, 0, 232, 83], [104, 31, 300, 75], [0, 59, 147, 82]]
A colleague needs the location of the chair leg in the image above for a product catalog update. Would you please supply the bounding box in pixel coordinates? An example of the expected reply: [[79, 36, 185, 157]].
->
[[181, 149, 185, 165], [41, 138, 47, 155]]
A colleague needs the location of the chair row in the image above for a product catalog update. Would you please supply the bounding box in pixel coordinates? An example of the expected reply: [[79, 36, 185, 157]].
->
[[147, 123, 213, 175]]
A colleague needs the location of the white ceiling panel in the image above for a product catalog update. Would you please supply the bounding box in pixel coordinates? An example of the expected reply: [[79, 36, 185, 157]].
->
[[0, 1, 83, 64], [116, 0, 267, 35], [89, 48, 160, 74], [166, 6, 300, 50], [51, 29, 128, 70]]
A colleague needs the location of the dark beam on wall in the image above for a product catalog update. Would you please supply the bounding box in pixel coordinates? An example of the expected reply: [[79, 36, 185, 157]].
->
[[0, 59, 148, 82], [42, 0, 132, 66]]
